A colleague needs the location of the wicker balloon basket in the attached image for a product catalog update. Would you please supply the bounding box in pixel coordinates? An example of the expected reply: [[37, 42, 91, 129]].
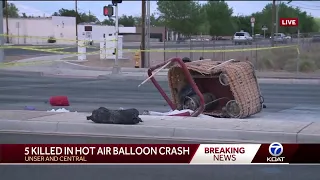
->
[[167, 59, 264, 118]]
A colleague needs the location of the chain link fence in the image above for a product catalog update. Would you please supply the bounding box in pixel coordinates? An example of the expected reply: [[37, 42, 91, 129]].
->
[[141, 32, 320, 74]]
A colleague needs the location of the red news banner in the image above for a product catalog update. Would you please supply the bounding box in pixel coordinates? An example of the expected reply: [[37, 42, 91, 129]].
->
[[0, 143, 319, 164]]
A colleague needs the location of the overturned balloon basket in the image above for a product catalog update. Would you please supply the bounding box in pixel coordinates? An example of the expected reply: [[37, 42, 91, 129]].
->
[[147, 57, 265, 118]]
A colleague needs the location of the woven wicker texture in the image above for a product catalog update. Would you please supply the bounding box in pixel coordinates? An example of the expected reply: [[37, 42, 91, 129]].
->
[[168, 59, 263, 118]]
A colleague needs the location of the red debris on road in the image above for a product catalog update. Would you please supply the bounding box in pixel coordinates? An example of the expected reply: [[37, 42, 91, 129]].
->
[[49, 96, 70, 106]]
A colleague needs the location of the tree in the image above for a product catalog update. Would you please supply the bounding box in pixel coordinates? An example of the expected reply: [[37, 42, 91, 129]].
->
[[134, 13, 165, 27], [157, 0, 205, 36], [233, 15, 251, 33], [80, 13, 99, 23], [204, 1, 234, 36], [252, 3, 318, 34], [228, 3, 318, 36], [4, 3, 19, 18], [133, 16, 142, 26], [21, 13, 27, 18], [150, 13, 165, 26], [53, 12, 59, 16], [118, 15, 135, 27], [52, 8, 99, 24], [101, 17, 115, 25]]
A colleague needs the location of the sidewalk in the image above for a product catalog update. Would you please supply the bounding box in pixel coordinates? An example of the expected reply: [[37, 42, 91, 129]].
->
[[0, 110, 319, 143]]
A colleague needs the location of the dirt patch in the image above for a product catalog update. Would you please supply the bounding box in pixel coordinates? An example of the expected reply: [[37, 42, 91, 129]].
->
[[62, 42, 320, 73]]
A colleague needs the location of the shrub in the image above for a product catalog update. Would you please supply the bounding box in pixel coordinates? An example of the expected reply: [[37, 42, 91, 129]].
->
[[47, 36, 56, 43]]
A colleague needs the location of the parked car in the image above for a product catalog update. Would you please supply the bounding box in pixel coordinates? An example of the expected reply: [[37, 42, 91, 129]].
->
[[270, 33, 287, 44], [284, 35, 291, 40], [233, 31, 253, 45], [312, 35, 320, 42]]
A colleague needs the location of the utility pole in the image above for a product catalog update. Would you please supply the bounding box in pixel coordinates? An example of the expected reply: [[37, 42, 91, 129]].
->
[[75, 0, 78, 42], [146, 0, 150, 68], [141, 0, 146, 68], [5, 0, 9, 43], [271, 0, 276, 47], [276, 1, 280, 34], [0, 0, 4, 62]]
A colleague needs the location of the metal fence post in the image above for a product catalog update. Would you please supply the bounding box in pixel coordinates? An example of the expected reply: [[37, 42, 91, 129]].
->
[[202, 40, 204, 58], [255, 42, 258, 70], [189, 36, 193, 60], [212, 39, 215, 60], [296, 29, 300, 74], [163, 39, 166, 62]]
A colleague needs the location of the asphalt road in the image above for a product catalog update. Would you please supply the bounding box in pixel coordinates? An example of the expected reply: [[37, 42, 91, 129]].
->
[[3, 39, 298, 56], [0, 132, 319, 180], [0, 73, 319, 115]]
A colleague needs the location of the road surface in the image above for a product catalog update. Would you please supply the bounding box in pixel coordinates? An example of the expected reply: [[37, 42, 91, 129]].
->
[[0, 73, 319, 116], [0, 132, 319, 180]]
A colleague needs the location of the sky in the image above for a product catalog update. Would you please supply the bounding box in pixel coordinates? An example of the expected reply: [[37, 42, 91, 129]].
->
[[11, 1, 320, 21]]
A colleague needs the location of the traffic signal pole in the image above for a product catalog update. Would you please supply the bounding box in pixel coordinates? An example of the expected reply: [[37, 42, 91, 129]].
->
[[112, 3, 120, 74], [0, 0, 4, 62]]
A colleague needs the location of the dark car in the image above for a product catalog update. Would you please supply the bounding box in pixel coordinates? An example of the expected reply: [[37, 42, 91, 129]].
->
[[312, 35, 320, 42], [176, 37, 187, 44]]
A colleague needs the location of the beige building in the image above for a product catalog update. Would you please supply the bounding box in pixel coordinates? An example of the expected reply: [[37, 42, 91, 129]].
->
[[122, 26, 167, 42]]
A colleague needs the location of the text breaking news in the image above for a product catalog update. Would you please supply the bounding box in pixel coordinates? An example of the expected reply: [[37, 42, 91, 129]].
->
[[0, 143, 319, 165]]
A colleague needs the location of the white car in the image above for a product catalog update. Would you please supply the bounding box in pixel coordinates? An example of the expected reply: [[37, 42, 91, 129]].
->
[[233, 31, 253, 45], [270, 33, 287, 43], [284, 35, 291, 40]]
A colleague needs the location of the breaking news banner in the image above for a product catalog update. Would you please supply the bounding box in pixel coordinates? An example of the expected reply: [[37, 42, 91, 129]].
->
[[0, 143, 319, 165]]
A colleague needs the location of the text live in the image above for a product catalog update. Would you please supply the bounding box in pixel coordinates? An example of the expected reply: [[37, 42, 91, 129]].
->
[[280, 18, 299, 27]]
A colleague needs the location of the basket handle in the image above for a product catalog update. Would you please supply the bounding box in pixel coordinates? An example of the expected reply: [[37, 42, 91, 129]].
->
[[148, 57, 205, 117]]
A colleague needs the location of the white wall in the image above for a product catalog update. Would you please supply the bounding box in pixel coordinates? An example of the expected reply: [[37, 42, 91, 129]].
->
[[3, 16, 76, 45], [51, 16, 76, 45], [120, 27, 136, 34], [77, 24, 136, 43], [77, 25, 115, 42]]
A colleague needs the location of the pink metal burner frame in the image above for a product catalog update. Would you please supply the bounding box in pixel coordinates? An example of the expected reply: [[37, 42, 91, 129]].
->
[[147, 57, 205, 117]]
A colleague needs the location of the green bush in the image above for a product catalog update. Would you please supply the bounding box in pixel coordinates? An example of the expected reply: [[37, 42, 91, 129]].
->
[[47, 36, 56, 43]]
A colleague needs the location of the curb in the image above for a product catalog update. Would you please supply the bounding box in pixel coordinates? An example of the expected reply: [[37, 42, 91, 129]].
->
[[0, 69, 43, 76], [61, 61, 320, 79], [0, 116, 318, 143], [0, 119, 297, 143], [61, 60, 150, 72]]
